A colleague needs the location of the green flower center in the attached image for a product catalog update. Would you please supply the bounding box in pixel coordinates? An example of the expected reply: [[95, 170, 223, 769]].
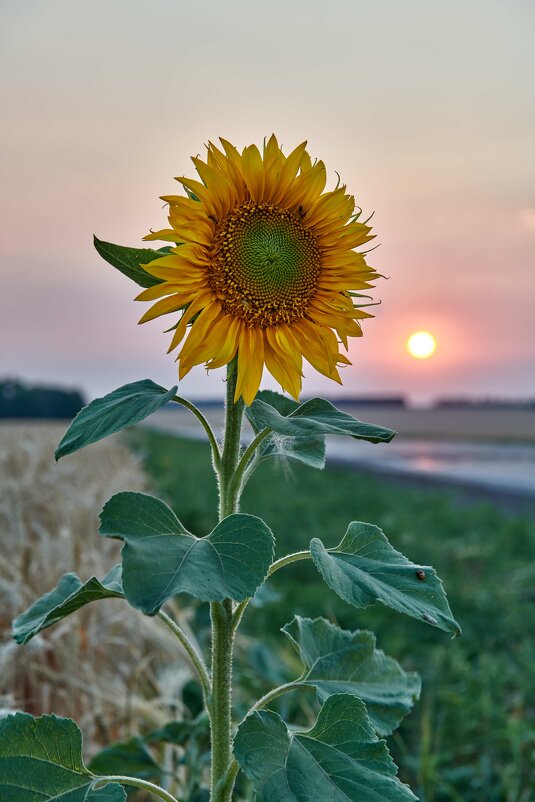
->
[[210, 202, 321, 327]]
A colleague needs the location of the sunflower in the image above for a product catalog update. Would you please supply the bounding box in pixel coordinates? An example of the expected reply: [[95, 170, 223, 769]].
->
[[137, 136, 380, 405]]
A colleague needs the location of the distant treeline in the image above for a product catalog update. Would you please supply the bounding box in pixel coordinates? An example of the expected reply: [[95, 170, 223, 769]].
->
[[435, 397, 535, 409], [0, 379, 85, 419]]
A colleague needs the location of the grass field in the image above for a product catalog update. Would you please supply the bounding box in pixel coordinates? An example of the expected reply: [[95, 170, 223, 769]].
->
[[130, 428, 535, 802]]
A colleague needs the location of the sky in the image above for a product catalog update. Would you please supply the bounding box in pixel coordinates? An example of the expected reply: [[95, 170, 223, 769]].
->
[[1, 0, 534, 404]]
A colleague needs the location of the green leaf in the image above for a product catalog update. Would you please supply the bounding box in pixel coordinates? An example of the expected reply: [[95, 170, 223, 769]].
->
[[282, 616, 421, 735], [12, 566, 124, 645], [246, 391, 326, 470], [56, 380, 177, 460], [94, 237, 165, 288], [187, 790, 210, 802], [99, 492, 275, 613], [311, 522, 461, 635], [234, 694, 416, 802], [0, 712, 126, 801], [146, 714, 210, 747], [261, 429, 326, 470], [250, 390, 300, 418], [247, 396, 396, 444], [182, 679, 205, 718], [88, 737, 161, 781]]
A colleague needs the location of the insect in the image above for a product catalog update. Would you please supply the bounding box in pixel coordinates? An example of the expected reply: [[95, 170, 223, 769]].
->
[[415, 569, 426, 581], [423, 612, 438, 625], [298, 205, 306, 219]]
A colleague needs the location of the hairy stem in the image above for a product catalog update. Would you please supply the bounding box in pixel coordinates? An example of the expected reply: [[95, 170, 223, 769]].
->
[[217, 762, 240, 802], [247, 680, 310, 715], [230, 598, 249, 632], [268, 550, 311, 576], [228, 427, 271, 499], [230, 551, 312, 630], [218, 359, 245, 519], [210, 599, 234, 802], [157, 610, 211, 709], [92, 776, 181, 802], [210, 358, 243, 802]]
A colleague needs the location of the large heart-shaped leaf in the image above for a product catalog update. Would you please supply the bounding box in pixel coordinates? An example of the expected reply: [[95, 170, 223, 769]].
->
[[247, 396, 395, 444], [94, 237, 167, 288], [12, 565, 124, 645], [311, 522, 460, 635], [56, 380, 177, 460], [0, 713, 126, 801], [281, 616, 421, 735], [246, 391, 326, 470], [99, 492, 274, 613], [234, 694, 416, 802]]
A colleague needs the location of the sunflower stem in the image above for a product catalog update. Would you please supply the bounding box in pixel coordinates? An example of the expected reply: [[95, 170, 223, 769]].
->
[[157, 610, 212, 710], [268, 549, 311, 575], [210, 358, 244, 802], [230, 550, 312, 632], [218, 358, 245, 519], [246, 679, 310, 716], [229, 426, 271, 499], [92, 776, 180, 802]]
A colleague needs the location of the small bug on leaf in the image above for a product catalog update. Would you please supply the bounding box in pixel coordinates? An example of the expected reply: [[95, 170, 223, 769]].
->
[[415, 569, 426, 581], [423, 612, 438, 625]]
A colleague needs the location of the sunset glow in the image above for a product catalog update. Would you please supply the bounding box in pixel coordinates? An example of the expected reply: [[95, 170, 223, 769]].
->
[[407, 331, 437, 360], [2, 1, 534, 403]]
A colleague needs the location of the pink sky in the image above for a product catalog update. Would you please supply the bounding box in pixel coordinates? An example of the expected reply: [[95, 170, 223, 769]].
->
[[2, 0, 534, 403]]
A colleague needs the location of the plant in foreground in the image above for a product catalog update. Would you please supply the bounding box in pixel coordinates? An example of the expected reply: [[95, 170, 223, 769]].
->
[[1, 136, 460, 802]]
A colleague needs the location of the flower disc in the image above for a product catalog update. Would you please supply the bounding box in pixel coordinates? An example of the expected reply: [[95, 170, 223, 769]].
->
[[211, 202, 321, 327], [138, 136, 380, 404]]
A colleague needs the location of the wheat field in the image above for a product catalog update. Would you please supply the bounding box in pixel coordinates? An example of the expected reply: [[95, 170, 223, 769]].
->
[[0, 423, 198, 755]]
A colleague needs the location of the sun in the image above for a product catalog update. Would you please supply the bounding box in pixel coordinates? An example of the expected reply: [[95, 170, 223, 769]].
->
[[407, 330, 436, 359]]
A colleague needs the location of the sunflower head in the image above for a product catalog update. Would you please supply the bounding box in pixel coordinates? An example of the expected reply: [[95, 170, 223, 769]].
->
[[137, 136, 380, 405]]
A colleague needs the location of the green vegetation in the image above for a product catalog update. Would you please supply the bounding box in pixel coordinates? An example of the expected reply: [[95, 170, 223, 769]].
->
[[130, 430, 535, 802]]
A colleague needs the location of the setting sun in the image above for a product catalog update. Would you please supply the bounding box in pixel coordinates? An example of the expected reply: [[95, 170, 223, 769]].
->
[[407, 330, 437, 359]]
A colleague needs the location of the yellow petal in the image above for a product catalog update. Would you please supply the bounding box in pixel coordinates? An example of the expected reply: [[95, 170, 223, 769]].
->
[[143, 229, 181, 243], [271, 325, 303, 372], [136, 283, 181, 302], [192, 157, 236, 216], [264, 335, 302, 400], [178, 302, 223, 377], [241, 145, 265, 203], [138, 294, 187, 324], [235, 327, 265, 405], [271, 141, 307, 205], [167, 291, 213, 353], [206, 315, 243, 369]]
